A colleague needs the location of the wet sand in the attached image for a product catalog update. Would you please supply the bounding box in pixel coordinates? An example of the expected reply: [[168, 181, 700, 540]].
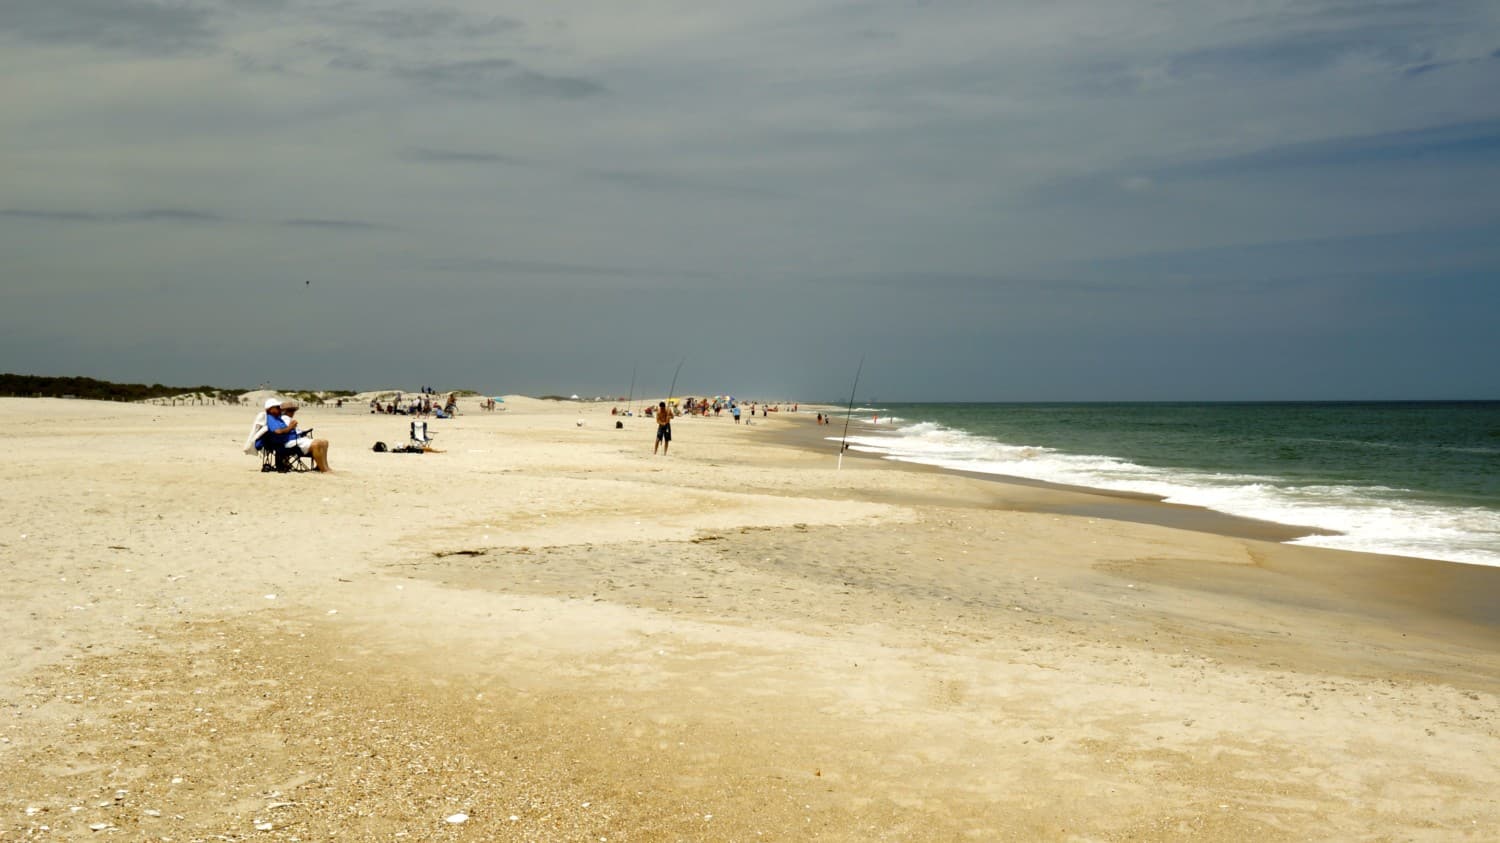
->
[[1, 397, 1497, 841]]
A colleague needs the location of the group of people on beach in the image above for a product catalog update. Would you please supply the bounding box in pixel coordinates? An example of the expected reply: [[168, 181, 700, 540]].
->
[[247, 390, 811, 470], [642, 397, 805, 455], [370, 392, 457, 418], [639, 397, 796, 421]]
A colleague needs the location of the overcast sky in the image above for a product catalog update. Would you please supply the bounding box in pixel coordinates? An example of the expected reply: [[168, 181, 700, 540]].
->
[[2, 0, 1497, 400]]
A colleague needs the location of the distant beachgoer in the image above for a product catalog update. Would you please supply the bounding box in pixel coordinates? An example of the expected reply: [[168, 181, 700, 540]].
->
[[732, 404, 741, 424], [654, 401, 673, 455]]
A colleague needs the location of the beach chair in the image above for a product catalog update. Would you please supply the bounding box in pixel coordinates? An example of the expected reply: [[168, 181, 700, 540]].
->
[[256, 429, 315, 473], [410, 421, 436, 450]]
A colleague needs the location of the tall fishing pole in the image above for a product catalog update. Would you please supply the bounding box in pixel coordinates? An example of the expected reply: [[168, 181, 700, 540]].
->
[[837, 355, 865, 470], [626, 362, 637, 409], [666, 357, 685, 406]]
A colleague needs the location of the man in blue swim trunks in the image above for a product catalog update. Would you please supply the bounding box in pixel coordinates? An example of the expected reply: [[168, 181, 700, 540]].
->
[[653, 400, 673, 455]]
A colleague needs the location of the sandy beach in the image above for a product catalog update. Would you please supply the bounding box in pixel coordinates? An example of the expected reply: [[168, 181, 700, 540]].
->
[[2, 396, 1497, 841]]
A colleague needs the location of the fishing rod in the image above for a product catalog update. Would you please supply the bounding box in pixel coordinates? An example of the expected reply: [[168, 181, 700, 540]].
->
[[837, 355, 864, 470], [666, 357, 685, 408], [626, 361, 637, 409]]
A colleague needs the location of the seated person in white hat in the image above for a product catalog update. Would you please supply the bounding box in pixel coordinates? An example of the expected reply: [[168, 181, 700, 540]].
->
[[260, 398, 333, 472]]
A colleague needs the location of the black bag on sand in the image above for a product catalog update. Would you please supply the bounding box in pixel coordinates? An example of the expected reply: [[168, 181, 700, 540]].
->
[[373, 441, 388, 452]]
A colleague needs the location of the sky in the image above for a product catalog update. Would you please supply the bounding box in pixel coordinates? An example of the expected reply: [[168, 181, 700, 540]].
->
[[2, 0, 1497, 401]]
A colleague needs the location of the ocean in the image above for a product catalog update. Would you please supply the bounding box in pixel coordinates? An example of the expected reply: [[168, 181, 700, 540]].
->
[[832, 402, 1500, 567]]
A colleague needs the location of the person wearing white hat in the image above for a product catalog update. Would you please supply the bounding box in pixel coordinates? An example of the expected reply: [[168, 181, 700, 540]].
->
[[258, 397, 333, 472], [243, 399, 277, 456]]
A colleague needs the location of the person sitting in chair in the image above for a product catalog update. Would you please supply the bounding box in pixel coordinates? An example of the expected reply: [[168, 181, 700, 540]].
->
[[264, 398, 332, 472]]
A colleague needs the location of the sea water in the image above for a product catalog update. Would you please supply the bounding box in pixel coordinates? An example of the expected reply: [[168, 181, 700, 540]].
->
[[833, 402, 1500, 567]]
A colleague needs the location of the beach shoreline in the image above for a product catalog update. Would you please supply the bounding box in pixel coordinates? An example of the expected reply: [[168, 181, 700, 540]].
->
[[798, 401, 1500, 570], [2, 396, 1497, 840], [767, 412, 1332, 543]]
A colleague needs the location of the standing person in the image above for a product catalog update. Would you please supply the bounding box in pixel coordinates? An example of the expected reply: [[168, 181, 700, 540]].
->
[[731, 404, 741, 424], [653, 401, 673, 455]]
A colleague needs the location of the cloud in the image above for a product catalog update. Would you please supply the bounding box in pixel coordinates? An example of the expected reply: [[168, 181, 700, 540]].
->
[[0, 209, 388, 231], [805, 271, 1102, 292], [280, 218, 389, 231], [425, 257, 637, 277], [325, 49, 606, 99], [1063, 226, 1500, 286], [1163, 30, 1424, 82], [390, 57, 514, 88], [1160, 119, 1500, 178], [341, 8, 521, 41], [400, 146, 771, 198], [585, 167, 792, 199], [384, 58, 605, 100], [1, 208, 227, 224], [317, 43, 605, 101], [232, 50, 293, 75], [1401, 49, 1500, 78], [0, 0, 215, 53], [507, 69, 606, 99], [403, 147, 523, 165], [424, 256, 724, 284], [122, 208, 228, 223]]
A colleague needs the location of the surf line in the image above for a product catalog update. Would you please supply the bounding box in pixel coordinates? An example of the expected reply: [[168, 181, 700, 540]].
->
[[837, 354, 864, 470]]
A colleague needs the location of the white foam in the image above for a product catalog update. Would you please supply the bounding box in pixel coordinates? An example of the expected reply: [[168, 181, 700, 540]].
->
[[831, 412, 904, 425], [830, 423, 1500, 568]]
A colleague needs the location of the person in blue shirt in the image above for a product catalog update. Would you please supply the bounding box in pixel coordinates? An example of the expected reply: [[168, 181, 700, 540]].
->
[[262, 398, 332, 472]]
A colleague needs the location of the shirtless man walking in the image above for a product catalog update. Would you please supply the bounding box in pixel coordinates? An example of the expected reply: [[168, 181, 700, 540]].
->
[[653, 401, 673, 455]]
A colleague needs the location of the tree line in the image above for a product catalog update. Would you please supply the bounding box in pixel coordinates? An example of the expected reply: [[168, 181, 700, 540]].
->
[[0, 373, 242, 402]]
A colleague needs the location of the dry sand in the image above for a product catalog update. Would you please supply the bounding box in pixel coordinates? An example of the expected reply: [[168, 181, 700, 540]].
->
[[1, 396, 1497, 841]]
